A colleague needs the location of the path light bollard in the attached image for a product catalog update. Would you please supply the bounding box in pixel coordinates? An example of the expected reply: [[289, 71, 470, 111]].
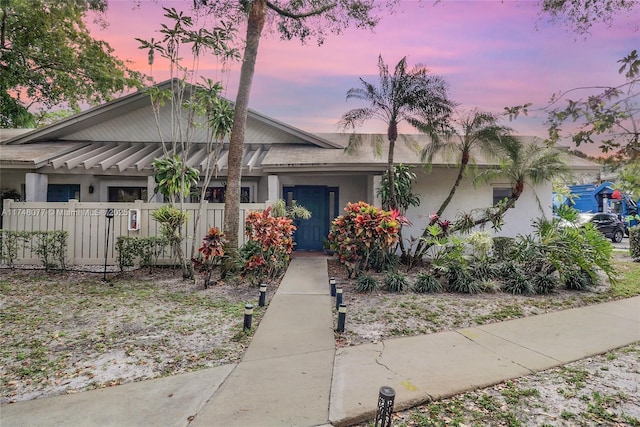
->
[[244, 304, 254, 331], [335, 287, 343, 311], [337, 304, 346, 333], [374, 386, 396, 427], [259, 284, 267, 307], [330, 277, 336, 296]]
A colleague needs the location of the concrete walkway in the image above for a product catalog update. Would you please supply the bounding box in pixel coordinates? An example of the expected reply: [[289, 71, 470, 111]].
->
[[2, 256, 639, 427]]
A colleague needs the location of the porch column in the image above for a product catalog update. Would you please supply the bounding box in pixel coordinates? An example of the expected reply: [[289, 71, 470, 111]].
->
[[25, 173, 48, 202], [267, 175, 280, 204], [371, 174, 383, 207]]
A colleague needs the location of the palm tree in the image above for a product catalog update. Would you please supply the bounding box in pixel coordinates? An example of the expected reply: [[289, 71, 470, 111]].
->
[[459, 138, 571, 232], [421, 109, 516, 218], [340, 55, 455, 211]]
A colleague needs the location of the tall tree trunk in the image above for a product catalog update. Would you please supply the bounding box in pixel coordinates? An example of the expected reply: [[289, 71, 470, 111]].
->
[[435, 151, 469, 217], [223, 0, 267, 250], [386, 121, 398, 210]]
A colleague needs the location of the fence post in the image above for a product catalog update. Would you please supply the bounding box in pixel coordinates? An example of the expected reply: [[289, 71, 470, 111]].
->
[[66, 199, 78, 265]]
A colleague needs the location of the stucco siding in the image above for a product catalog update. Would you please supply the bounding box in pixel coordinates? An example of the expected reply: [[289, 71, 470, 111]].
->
[[402, 167, 552, 241]]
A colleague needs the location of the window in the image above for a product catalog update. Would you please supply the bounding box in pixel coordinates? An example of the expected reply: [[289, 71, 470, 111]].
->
[[47, 184, 80, 202], [493, 187, 512, 206], [108, 187, 147, 202], [195, 186, 251, 203]]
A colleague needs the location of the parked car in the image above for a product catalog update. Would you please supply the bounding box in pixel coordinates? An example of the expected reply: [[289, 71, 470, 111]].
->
[[577, 213, 626, 243]]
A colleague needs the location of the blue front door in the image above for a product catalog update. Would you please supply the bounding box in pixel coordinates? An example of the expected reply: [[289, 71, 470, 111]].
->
[[284, 186, 338, 251]]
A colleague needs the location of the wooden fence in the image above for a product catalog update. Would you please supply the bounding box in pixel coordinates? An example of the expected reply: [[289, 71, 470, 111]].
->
[[1, 199, 267, 265]]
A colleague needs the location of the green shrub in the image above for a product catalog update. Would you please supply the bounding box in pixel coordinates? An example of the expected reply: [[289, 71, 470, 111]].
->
[[469, 259, 495, 280], [499, 261, 535, 295], [467, 231, 493, 259], [532, 272, 559, 294], [116, 236, 139, 271], [116, 236, 169, 272], [0, 230, 67, 270], [32, 231, 67, 271], [139, 236, 169, 273], [0, 230, 29, 268], [355, 273, 378, 293], [564, 268, 596, 290], [369, 248, 399, 273], [534, 218, 613, 286], [447, 265, 481, 294], [385, 271, 408, 293], [630, 226, 640, 261], [413, 271, 443, 293], [492, 236, 515, 259]]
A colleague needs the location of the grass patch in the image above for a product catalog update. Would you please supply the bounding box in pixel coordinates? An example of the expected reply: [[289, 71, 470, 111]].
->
[[475, 304, 524, 324], [610, 259, 640, 298]]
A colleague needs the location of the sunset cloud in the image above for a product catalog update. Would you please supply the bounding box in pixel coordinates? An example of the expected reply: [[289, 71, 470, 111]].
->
[[88, 0, 638, 155]]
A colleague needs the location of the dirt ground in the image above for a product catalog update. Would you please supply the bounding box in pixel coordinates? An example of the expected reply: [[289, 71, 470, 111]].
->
[[1, 256, 639, 426], [0, 267, 276, 404]]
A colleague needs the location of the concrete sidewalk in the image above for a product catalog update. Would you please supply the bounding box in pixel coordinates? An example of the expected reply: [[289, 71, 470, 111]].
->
[[1, 256, 639, 427]]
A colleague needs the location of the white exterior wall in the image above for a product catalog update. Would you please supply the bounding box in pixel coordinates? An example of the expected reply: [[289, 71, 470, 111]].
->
[[402, 167, 553, 241]]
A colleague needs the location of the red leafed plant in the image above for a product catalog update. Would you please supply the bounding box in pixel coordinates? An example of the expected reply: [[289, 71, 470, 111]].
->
[[327, 201, 407, 277], [191, 226, 226, 288], [241, 206, 296, 284]]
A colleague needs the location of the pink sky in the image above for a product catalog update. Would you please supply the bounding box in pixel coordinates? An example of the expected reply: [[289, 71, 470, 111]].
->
[[90, 1, 638, 155]]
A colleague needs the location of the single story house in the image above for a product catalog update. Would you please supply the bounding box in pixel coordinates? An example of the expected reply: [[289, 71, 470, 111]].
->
[[0, 81, 600, 251]]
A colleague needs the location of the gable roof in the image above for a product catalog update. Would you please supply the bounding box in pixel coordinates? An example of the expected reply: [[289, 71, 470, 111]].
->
[[2, 79, 340, 149]]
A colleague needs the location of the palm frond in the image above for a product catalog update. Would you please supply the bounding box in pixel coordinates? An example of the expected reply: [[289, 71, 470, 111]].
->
[[344, 133, 364, 155]]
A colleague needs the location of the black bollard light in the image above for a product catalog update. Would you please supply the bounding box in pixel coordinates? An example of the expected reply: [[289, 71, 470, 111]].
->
[[335, 287, 343, 311], [259, 284, 267, 307], [337, 303, 346, 333], [330, 277, 336, 297], [244, 304, 254, 331], [374, 386, 396, 427]]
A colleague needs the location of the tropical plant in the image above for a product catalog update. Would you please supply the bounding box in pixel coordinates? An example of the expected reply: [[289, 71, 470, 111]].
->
[[413, 272, 443, 293], [152, 156, 200, 204], [192, 227, 227, 288], [355, 274, 378, 293], [0, 0, 142, 127], [151, 205, 188, 272], [139, 8, 238, 278], [341, 55, 454, 212], [458, 138, 570, 233], [377, 164, 420, 214], [327, 201, 407, 277], [269, 199, 311, 220], [422, 110, 516, 217], [467, 231, 494, 260], [242, 207, 296, 284], [532, 272, 559, 294], [194, 0, 394, 252], [385, 271, 409, 293], [377, 164, 420, 257]]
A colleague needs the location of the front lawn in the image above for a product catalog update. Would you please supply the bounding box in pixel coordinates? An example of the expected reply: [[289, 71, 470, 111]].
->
[[0, 269, 271, 403]]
